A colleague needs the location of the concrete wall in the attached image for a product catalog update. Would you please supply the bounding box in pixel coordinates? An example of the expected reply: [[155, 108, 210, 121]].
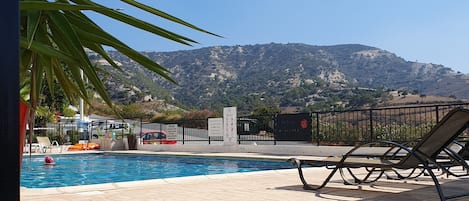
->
[[115, 139, 390, 157]]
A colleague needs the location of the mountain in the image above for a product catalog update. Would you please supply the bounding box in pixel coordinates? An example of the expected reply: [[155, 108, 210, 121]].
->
[[93, 43, 469, 113]]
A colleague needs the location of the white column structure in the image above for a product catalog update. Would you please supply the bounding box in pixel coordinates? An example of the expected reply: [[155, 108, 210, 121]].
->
[[223, 107, 237, 145]]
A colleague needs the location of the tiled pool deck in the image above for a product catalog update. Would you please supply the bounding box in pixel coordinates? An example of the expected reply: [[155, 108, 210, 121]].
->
[[21, 150, 469, 201]]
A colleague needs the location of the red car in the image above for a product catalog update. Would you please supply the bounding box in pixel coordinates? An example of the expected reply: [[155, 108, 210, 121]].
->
[[140, 130, 177, 144]]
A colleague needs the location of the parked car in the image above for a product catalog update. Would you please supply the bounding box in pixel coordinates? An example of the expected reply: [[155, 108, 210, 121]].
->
[[140, 130, 177, 144]]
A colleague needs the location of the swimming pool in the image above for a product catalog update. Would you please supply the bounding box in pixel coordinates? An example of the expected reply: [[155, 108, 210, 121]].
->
[[21, 153, 293, 188]]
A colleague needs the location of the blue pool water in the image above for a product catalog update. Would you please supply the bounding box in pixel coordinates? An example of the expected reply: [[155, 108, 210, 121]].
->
[[21, 153, 293, 188]]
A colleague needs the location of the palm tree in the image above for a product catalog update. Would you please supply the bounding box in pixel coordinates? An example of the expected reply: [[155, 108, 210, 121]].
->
[[20, 0, 219, 150]]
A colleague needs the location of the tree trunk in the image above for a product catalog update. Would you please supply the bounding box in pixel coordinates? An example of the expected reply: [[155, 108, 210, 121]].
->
[[19, 101, 28, 167]]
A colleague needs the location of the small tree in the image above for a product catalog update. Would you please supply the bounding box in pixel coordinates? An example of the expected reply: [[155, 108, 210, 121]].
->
[[252, 105, 280, 132]]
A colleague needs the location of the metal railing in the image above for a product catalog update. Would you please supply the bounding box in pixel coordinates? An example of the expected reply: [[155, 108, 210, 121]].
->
[[312, 103, 469, 145]]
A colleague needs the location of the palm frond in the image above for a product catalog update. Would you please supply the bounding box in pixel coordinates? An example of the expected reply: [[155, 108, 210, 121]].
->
[[20, 0, 220, 117]]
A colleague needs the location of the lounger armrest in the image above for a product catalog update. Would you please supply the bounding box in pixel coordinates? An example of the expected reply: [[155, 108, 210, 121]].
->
[[450, 140, 467, 153]]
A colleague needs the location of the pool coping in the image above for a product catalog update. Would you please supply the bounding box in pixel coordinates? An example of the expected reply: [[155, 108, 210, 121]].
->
[[22, 149, 326, 162], [21, 168, 301, 196]]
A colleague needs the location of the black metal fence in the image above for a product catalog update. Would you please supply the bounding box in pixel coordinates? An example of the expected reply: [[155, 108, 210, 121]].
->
[[311, 103, 469, 146], [32, 103, 469, 146]]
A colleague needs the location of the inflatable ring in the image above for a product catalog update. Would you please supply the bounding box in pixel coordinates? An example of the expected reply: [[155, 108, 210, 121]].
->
[[67, 142, 100, 151]]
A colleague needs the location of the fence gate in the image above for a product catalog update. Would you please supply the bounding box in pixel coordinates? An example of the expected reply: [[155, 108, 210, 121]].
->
[[274, 113, 312, 141]]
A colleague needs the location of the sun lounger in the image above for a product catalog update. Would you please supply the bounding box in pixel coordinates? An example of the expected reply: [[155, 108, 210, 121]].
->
[[36, 136, 60, 153], [288, 108, 469, 201]]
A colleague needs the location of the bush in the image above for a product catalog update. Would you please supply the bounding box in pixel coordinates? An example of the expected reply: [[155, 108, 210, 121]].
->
[[120, 103, 148, 119], [62, 107, 76, 117]]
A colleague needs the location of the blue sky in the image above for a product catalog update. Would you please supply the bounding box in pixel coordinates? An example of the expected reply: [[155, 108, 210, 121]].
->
[[89, 0, 469, 73]]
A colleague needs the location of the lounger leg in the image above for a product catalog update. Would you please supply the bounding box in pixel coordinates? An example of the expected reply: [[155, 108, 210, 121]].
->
[[425, 167, 446, 201], [426, 166, 469, 201], [289, 158, 338, 190], [341, 167, 384, 185]]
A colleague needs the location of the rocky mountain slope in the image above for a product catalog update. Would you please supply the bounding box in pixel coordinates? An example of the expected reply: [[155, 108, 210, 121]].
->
[[94, 43, 469, 112]]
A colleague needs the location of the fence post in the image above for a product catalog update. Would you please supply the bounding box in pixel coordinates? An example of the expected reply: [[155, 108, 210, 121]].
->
[[273, 115, 277, 145], [435, 106, 440, 124], [182, 122, 185, 145], [121, 119, 124, 138], [139, 118, 142, 144], [316, 112, 320, 146], [105, 120, 108, 136], [369, 110, 374, 143]]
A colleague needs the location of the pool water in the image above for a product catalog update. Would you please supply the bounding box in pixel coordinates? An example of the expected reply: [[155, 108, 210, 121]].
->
[[21, 153, 293, 188]]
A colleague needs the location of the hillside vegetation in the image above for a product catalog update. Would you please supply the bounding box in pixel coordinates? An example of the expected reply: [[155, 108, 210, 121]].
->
[[91, 43, 469, 114]]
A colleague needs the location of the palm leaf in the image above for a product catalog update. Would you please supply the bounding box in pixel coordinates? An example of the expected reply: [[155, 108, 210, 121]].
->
[[20, 0, 220, 118], [121, 0, 221, 37], [20, 1, 97, 11], [25, 10, 41, 48], [20, 38, 78, 64], [71, 0, 198, 45]]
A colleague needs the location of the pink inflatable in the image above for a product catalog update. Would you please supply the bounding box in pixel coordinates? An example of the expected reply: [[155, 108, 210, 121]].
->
[[44, 156, 55, 165]]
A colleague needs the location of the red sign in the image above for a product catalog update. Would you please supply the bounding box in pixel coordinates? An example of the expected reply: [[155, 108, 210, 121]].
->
[[300, 119, 308, 129]]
